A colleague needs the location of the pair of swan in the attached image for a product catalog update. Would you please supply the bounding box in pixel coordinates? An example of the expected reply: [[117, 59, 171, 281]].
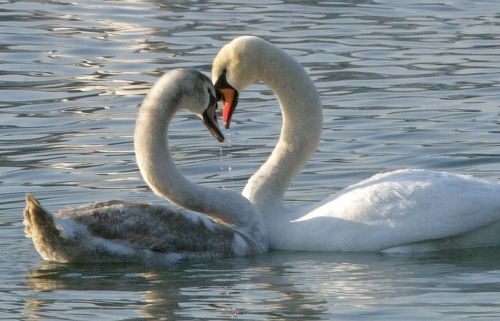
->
[[24, 37, 500, 264]]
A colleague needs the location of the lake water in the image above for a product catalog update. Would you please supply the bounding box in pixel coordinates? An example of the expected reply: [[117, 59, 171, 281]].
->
[[1, 0, 499, 320]]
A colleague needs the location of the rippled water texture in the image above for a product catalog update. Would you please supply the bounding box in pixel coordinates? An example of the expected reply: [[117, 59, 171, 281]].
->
[[1, 0, 499, 320]]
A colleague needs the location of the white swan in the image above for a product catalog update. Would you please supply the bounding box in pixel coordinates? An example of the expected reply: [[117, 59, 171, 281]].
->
[[24, 69, 267, 264], [212, 36, 500, 252]]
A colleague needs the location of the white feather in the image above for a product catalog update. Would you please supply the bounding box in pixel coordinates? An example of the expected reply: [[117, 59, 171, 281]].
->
[[212, 36, 500, 252]]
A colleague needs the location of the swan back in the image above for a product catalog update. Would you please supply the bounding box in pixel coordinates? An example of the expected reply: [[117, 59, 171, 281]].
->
[[24, 195, 255, 264]]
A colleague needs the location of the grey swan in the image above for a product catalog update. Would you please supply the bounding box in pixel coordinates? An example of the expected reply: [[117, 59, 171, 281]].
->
[[23, 69, 267, 264]]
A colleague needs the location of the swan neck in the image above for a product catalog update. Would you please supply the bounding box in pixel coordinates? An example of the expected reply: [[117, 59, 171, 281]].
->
[[134, 78, 259, 228], [243, 44, 323, 210]]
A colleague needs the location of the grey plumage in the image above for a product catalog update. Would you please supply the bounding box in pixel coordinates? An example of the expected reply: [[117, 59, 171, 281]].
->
[[24, 194, 238, 264]]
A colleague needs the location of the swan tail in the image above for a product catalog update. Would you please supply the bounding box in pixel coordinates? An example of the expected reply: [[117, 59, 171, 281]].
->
[[24, 194, 53, 237], [23, 194, 69, 261]]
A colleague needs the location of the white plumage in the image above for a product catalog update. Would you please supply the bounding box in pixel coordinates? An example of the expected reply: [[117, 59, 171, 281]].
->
[[212, 36, 500, 252]]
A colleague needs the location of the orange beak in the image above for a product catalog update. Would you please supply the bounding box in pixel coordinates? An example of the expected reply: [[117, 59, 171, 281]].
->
[[214, 71, 239, 129], [220, 88, 238, 129]]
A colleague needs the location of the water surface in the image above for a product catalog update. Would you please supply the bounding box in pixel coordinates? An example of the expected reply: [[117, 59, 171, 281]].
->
[[1, 0, 499, 320]]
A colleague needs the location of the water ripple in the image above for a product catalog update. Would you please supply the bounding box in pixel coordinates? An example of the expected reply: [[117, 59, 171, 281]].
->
[[1, 1, 499, 320]]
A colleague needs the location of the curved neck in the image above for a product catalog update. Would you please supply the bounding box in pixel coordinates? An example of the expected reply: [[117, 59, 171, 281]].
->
[[242, 45, 323, 211], [134, 77, 259, 229]]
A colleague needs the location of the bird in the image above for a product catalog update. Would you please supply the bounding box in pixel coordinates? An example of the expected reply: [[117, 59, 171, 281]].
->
[[212, 36, 500, 252], [23, 68, 268, 264]]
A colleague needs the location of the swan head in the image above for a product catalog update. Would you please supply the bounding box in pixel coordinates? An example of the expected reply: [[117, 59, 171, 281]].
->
[[168, 69, 225, 142], [212, 36, 271, 128]]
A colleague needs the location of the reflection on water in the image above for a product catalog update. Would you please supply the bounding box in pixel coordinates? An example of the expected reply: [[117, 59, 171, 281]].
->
[[1, 0, 499, 320], [23, 249, 500, 320], [24, 258, 326, 320]]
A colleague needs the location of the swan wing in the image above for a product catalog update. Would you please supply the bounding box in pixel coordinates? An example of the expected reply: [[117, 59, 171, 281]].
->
[[286, 170, 500, 251], [24, 196, 237, 263], [57, 201, 236, 256]]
